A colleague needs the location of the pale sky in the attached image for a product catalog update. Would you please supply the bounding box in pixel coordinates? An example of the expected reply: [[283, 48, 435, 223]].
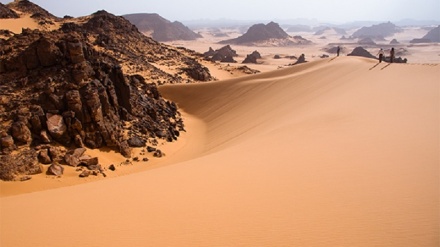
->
[[1, 0, 439, 23]]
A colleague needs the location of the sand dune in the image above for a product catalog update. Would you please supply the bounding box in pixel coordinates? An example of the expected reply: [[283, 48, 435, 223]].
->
[[1, 57, 439, 246]]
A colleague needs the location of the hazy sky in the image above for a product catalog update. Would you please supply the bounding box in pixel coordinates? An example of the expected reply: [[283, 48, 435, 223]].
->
[[1, 0, 439, 23]]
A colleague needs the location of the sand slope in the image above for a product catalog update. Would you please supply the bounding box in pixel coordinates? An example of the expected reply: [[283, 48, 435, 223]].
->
[[1, 57, 439, 246]]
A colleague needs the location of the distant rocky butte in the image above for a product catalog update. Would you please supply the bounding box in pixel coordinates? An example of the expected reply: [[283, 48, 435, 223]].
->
[[0, 2, 214, 180], [411, 25, 440, 43], [352, 22, 401, 40], [123, 13, 202, 42], [219, 21, 311, 46]]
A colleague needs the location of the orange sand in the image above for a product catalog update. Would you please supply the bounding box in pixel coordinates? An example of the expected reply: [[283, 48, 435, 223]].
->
[[1, 57, 439, 246]]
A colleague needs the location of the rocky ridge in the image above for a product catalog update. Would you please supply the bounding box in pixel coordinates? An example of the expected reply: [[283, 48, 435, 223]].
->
[[0, 4, 213, 180]]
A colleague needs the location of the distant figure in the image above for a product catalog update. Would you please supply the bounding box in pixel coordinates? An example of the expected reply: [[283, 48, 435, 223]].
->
[[378, 48, 384, 63], [390, 47, 395, 63], [336, 46, 341, 56]]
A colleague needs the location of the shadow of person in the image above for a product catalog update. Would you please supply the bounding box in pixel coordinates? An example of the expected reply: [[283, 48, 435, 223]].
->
[[381, 63, 391, 70], [369, 63, 380, 70]]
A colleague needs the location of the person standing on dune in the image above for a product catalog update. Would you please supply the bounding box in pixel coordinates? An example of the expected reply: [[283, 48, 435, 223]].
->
[[378, 48, 384, 63], [337, 46, 341, 57], [390, 47, 395, 63]]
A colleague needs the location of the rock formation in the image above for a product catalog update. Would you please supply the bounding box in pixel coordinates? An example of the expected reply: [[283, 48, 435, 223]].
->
[[123, 13, 202, 42], [242, 51, 262, 64], [422, 25, 440, 42], [0, 3, 19, 18], [352, 22, 401, 39], [0, 3, 213, 180], [219, 21, 311, 46], [390, 39, 400, 44], [347, 47, 377, 59], [411, 25, 440, 43], [204, 45, 238, 62], [292, 54, 307, 65]]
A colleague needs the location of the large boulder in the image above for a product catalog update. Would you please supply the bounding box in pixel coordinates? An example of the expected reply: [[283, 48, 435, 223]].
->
[[11, 121, 32, 145], [64, 148, 86, 167], [47, 163, 64, 176], [46, 113, 69, 144]]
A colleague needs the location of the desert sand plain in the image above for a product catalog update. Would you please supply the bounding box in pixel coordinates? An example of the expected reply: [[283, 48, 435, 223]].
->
[[1, 13, 440, 247]]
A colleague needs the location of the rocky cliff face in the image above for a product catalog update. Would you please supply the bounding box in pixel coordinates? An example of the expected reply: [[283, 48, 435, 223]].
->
[[0, 7, 210, 180]]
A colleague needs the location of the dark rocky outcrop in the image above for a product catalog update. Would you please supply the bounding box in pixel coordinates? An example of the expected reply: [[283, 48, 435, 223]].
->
[[242, 51, 262, 64], [390, 39, 400, 44], [220, 22, 311, 46], [0, 9, 195, 180], [204, 45, 238, 62], [293, 54, 307, 65], [123, 13, 202, 42], [0, 149, 41, 181], [347, 47, 377, 59], [0, 3, 19, 18]]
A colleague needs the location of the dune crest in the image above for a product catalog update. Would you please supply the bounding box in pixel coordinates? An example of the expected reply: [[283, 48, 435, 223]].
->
[[1, 57, 439, 247]]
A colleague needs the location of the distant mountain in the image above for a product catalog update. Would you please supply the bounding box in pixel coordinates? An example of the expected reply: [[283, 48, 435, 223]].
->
[[422, 25, 440, 42], [123, 13, 202, 42], [352, 22, 401, 39], [219, 21, 311, 46], [314, 27, 346, 36], [410, 25, 440, 43]]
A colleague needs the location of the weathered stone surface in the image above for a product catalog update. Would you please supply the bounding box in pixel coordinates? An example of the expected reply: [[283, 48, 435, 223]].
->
[[38, 149, 52, 164], [0, 149, 41, 181], [79, 170, 90, 178], [11, 121, 32, 145], [128, 136, 146, 147], [79, 155, 99, 168], [0, 9, 192, 180], [64, 148, 86, 167], [1, 135, 16, 154], [47, 163, 64, 176], [67, 41, 85, 64], [40, 130, 52, 143], [46, 113, 67, 141], [48, 146, 65, 163]]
